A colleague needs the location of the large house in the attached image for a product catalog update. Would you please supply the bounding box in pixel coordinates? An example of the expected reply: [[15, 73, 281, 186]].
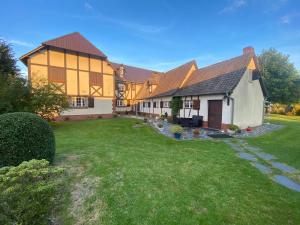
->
[[20, 32, 267, 130]]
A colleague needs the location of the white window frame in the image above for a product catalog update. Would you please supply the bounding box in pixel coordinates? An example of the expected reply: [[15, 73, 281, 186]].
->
[[117, 100, 126, 107], [71, 97, 88, 108], [163, 101, 170, 108], [184, 100, 193, 109]]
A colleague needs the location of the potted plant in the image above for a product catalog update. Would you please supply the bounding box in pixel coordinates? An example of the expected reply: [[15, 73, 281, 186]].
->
[[193, 128, 200, 137], [246, 126, 252, 132], [170, 125, 183, 139], [157, 123, 164, 131], [227, 124, 239, 135]]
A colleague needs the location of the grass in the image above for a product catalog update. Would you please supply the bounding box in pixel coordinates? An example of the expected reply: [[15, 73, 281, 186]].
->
[[247, 114, 300, 170], [54, 118, 300, 225]]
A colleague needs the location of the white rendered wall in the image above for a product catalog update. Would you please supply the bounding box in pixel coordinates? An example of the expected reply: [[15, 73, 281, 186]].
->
[[62, 98, 113, 115], [231, 70, 264, 128]]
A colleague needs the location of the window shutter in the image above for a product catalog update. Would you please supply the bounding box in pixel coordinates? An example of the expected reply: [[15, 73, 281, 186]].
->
[[193, 100, 200, 110], [153, 102, 156, 108], [160, 101, 163, 108], [88, 97, 94, 108]]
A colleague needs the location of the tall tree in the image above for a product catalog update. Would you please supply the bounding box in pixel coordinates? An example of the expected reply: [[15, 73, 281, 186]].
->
[[0, 39, 31, 113], [0, 40, 69, 118], [259, 48, 300, 104]]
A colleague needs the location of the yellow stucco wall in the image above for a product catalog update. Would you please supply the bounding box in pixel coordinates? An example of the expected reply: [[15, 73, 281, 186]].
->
[[79, 71, 89, 95], [66, 69, 78, 95], [79, 56, 89, 71], [29, 49, 115, 99], [49, 50, 64, 67], [103, 61, 114, 74], [103, 75, 114, 96], [66, 53, 77, 69], [30, 64, 48, 85], [30, 50, 48, 65], [90, 58, 102, 72]]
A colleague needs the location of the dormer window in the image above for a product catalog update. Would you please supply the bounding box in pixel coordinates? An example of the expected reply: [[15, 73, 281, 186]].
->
[[119, 65, 125, 78]]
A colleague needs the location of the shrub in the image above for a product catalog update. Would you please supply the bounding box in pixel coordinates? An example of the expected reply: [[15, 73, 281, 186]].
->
[[157, 123, 163, 128], [0, 112, 55, 167], [170, 125, 183, 134], [228, 124, 239, 131], [0, 159, 64, 225], [270, 103, 286, 114]]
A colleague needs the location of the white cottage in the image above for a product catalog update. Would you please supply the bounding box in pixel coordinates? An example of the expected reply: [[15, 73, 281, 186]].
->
[[136, 47, 267, 130]]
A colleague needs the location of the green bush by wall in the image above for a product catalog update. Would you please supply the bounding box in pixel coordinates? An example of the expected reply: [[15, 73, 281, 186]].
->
[[0, 112, 55, 167]]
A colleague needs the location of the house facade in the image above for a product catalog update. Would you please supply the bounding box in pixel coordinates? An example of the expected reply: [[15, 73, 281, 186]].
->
[[21, 32, 266, 130]]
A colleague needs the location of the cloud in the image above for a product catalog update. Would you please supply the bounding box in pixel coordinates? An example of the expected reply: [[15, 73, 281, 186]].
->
[[84, 2, 93, 11], [280, 12, 300, 24], [219, 0, 247, 14], [263, 0, 288, 13], [5, 39, 34, 47], [70, 11, 172, 34]]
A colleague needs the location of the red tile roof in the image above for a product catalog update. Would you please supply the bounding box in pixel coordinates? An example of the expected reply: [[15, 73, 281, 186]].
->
[[43, 32, 107, 58], [111, 62, 157, 83], [135, 60, 196, 99], [183, 53, 254, 87]]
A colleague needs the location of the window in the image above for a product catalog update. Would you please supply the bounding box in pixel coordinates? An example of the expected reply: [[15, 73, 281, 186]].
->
[[117, 100, 126, 107], [119, 66, 125, 77], [71, 97, 88, 108], [153, 101, 157, 108], [118, 83, 125, 91], [148, 102, 151, 108], [184, 100, 193, 108], [163, 101, 170, 108], [149, 85, 152, 93], [143, 102, 145, 107]]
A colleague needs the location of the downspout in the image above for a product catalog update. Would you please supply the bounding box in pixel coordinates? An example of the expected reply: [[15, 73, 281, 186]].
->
[[225, 92, 234, 124]]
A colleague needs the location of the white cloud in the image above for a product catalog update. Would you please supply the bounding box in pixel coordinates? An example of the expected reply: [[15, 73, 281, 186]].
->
[[219, 0, 247, 14], [71, 11, 172, 34], [280, 13, 300, 24], [4, 39, 34, 47], [84, 2, 93, 11]]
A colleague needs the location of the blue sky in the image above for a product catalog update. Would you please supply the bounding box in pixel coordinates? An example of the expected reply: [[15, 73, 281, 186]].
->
[[1, 0, 300, 75]]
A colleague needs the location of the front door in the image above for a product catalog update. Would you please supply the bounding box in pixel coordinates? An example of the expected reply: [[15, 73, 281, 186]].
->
[[208, 100, 223, 130]]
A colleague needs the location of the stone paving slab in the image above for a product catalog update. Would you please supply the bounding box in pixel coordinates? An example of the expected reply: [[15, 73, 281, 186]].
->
[[252, 162, 273, 174], [245, 146, 261, 152], [237, 152, 257, 161], [271, 162, 298, 174], [273, 175, 300, 192], [254, 152, 276, 161]]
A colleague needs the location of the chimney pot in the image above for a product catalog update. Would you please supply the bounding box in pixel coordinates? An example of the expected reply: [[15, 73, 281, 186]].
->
[[243, 46, 255, 55]]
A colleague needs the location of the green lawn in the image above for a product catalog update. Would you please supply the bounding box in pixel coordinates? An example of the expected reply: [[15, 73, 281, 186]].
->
[[247, 114, 300, 170], [54, 118, 300, 225]]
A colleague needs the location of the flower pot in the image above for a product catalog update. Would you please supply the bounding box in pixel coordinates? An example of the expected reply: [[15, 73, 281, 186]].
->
[[174, 133, 182, 139], [227, 129, 235, 135]]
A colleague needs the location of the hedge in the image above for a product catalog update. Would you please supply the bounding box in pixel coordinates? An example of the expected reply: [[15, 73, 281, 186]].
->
[[0, 112, 55, 167], [0, 159, 64, 225]]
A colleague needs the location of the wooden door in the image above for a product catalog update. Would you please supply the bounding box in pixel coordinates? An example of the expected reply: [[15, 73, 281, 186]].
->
[[208, 100, 223, 130]]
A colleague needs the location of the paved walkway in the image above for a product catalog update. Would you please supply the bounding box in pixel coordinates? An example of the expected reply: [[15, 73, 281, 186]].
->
[[224, 139, 300, 192]]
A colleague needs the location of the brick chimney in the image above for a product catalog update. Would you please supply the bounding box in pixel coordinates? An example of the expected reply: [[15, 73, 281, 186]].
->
[[243, 46, 255, 55]]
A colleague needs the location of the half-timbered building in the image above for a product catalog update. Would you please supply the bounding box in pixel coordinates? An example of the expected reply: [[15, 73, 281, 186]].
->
[[21, 32, 266, 130]]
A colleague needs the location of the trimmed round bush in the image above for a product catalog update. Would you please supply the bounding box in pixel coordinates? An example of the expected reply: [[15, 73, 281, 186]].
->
[[0, 112, 55, 166]]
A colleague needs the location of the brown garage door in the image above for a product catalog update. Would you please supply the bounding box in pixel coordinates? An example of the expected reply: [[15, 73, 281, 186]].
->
[[208, 100, 223, 130]]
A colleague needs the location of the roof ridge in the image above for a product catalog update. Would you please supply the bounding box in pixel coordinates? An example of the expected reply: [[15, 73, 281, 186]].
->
[[42, 32, 79, 45], [198, 53, 252, 71], [110, 61, 159, 73], [165, 60, 196, 73]]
